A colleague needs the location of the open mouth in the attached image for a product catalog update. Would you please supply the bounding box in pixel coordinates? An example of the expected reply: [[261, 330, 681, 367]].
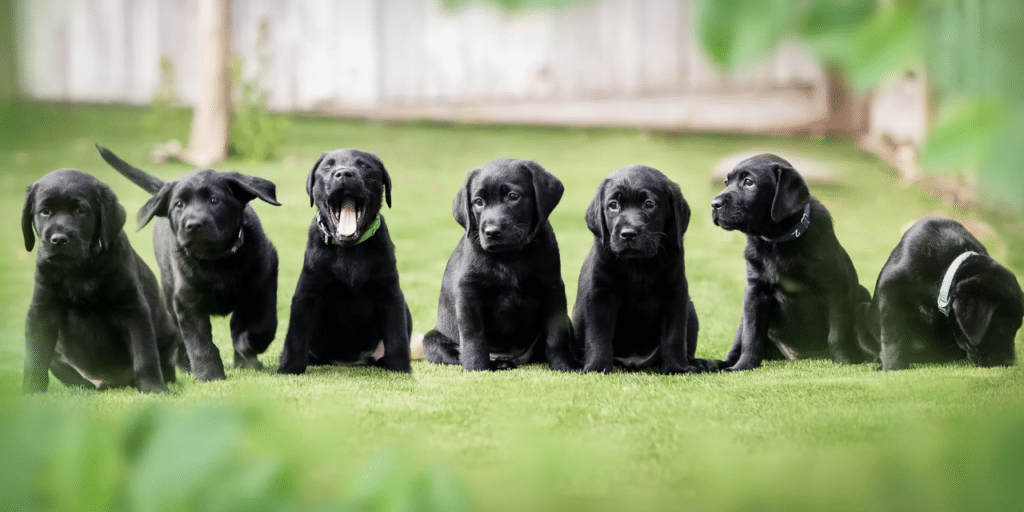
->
[[326, 191, 365, 241]]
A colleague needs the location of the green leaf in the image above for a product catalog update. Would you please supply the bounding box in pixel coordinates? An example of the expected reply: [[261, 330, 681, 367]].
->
[[922, 99, 1005, 170], [847, 3, 924, 87], [127, 406, 246, 512], [798, 0, 877, 64], [695, 0, 798, 70]]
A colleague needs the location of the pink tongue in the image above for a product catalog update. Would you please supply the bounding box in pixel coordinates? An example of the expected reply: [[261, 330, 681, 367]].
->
[[337, 199, 357, 238]]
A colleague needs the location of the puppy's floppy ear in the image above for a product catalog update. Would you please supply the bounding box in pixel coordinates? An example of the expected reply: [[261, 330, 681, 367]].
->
[[770, 161, 810, 223], [95, 182, 127, 249], [951, 295, 997, 348], [584, 179, 608, 240], [306, 153, 325, 207], [137, 182, 175, 229], [524, 160, 564, 223], [452, 168, 479, 232], [22, 183, 36, 251], [668, 181, 691, 245], [224, 172, 281, 206], [365, 152, 392, 208]]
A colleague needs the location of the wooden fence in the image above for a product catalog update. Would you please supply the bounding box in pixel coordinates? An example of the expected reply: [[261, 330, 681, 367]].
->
[[14, 0, 839, 132]]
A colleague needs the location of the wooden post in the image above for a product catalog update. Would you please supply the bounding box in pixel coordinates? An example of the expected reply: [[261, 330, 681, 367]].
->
[[184, 0, 231, 167]]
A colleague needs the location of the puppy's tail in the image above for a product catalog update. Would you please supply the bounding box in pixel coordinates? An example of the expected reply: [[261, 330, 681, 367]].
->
[[96, 145, 165, 195]]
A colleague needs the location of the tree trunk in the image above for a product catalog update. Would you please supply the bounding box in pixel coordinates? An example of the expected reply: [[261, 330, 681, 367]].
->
[[815, 65, 870, 140], [184, 0, 231, 167]]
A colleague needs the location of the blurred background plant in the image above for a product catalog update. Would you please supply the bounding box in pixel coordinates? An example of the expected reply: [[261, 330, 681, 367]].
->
[[227, 18, 288, 162], [691, 0, 1024, 212], [0, 397, 473, 512]]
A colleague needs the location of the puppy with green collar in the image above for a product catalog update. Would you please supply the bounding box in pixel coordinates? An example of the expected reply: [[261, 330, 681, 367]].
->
[[277, 149, 411, 374]]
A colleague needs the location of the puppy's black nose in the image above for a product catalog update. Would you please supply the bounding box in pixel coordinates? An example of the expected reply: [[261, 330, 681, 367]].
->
[[49, 233, 69, 246], [334, 169, 354, 179], [184, 219, 202, 232], [619, 228, 637, 241], [483, 226, 501, 239], [711, 196, 727, 210]]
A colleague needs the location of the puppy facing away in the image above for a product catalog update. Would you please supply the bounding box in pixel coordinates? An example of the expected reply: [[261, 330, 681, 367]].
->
[[97, 146, 281, 381], [573, 165, 716, 374], [22, 170, 179, 393], [710, 154, 871, 371], [277, 149, 411, 374], [422, 158, 576, 371], [858, 217, 1023, 370]]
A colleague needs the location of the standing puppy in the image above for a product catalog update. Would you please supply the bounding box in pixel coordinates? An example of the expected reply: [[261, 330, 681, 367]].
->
[[97, 146, 281, 381], [277, 149, 411, 374], [22, 170, 178, 393], [423, 158, 576, 371], [859, 217, 1023, 370], [711, 154, 870, 371], [573, 165, 715, 374]]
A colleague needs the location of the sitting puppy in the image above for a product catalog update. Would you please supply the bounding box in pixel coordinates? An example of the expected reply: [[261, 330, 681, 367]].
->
[[423, 158, 576, 371], [22, 169, 179, 393], [277, 149, 411, 374], [858, 217, 1023, 370], [710, 154, 870, 371], [97, 146, 281, 381], [573, 165, 716, 374]]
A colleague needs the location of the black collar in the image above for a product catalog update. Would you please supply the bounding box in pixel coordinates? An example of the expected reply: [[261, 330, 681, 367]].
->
[[760, 203, 811, 243]]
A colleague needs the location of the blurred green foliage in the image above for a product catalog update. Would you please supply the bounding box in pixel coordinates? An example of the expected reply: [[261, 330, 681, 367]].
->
[[693, 0, 1024, 212], [228, 19, 289, 162], [0, 398, 474, 512]]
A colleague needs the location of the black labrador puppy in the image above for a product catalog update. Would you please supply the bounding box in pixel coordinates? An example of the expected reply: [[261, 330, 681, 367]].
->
[[423, 158, 576, 371], [710, 154, 870, 371], [573, 165, 716, 374], [97, 146, 280, 381], [858, 217, 1023, 370], [22, 169, 179, 393], [277, 149, 411, 374]]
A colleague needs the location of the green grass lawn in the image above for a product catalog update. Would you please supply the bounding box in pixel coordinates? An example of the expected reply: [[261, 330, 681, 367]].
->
[[1, 103, 1023, 511]]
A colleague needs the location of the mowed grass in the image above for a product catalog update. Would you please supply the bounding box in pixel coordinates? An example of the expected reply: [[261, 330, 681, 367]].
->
[[1, 103, 1023, 511]]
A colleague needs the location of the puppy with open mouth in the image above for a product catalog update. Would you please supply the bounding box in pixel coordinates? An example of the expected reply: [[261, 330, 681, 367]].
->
[[422, 158, 576, 371], [277, 149, 412, 374]]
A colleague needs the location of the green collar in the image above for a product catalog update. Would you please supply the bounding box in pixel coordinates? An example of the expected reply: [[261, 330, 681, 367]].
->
[[937, 251, 979, 315], [316, 212, 381, 246]]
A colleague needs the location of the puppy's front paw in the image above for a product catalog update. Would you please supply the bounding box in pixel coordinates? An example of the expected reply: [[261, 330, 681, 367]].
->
[[723, 362, 756, 372], [492, 357, 519, 371], [582, 363, 612, 374], [662, 363, 703, 375], [277, 363, 306, 375], [233, 353, 264, 370], [136, 380, 170, 394], [376, 357, 412, 373], [548, 357, 579, 372], [692, 358, 721, 373]]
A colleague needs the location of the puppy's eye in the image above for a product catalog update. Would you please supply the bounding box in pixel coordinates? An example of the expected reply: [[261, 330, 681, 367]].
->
[[39, 207, 51, 217], [644, 199, 656, 209], [173, 200, 184, 209], [75, 206, 89, 215], [724, 178, 729, 185], [743, 178, 754, 187], [210, 196, 221, 204], [472, 198, 485, 207], [607, 200, 620, 211], [508, 192, 520, 201]]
